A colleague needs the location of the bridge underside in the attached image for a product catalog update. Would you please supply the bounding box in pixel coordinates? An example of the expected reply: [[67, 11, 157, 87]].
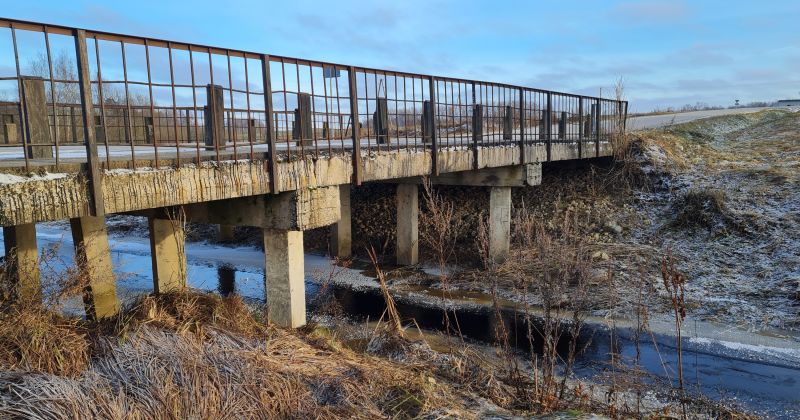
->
[[0, 142, 612, 325]]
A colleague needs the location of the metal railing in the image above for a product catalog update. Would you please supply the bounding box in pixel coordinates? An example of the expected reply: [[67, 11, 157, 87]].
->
[[0, 17, 627, 214]]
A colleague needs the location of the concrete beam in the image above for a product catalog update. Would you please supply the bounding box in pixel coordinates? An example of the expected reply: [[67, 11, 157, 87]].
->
[[264, 228, 306, 328], [489, 186, 512, 263], [70, 215, 119, 320], [330, 184, 352, 258], [2, 223, 41, 301], [148, 217, 187, 293], [180, 186, 341, 231], [396, 184, 419, 265], [389, 164, 542, 187]]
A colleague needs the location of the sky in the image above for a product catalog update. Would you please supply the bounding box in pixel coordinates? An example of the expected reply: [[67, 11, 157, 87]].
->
[[2, 0, 799, 112]]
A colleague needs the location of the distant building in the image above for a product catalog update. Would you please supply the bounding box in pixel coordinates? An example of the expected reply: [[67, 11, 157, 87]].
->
[[776, 99, 800, 107]]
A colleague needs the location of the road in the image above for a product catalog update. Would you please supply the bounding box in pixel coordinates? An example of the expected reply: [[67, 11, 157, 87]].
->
[[626, 107, 781, 131]]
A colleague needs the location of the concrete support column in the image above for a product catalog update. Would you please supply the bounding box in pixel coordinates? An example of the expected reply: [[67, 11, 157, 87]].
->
[[330, 184, 352, 258], [148, 217, 187, 294], [70, 216, 119, 320], [396, 184, 419, 265], [264, 229, 306, 328], [489, 186, 512, 263], [2, 223, 41, 301], [217, 224, 235, 243]]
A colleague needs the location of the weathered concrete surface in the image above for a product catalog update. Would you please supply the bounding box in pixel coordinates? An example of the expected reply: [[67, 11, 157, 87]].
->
[[396, 184, 418, 265], [550, 143, 582, 161], [437, 148, 473, 173], [391, 164, 543, 187], [70, 215, 119, 319], [0, 143, 612, 227], [264, 228, 306, 328], [489, 186, 511, 263], [362, 149, 431, 182], [276, 155, 351, 192], [330, 184, 352, 258], [0, 174, 88, 226], [2, 223, 41, 300], [182, 185, 340, 231], [148, 217, 187, 293], [526, 163, 543, 186], [103, 162, 272, 215], [477, 146, 520, 169]]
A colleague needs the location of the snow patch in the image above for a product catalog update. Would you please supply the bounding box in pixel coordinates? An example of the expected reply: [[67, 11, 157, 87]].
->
[[0, 172, 70, 185]]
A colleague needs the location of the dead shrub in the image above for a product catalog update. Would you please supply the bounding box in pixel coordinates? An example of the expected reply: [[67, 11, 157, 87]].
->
[[671, 188, 741, 234]]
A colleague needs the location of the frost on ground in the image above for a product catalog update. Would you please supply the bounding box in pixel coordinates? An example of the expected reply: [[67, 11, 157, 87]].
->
[[626, 109, 800, 332]]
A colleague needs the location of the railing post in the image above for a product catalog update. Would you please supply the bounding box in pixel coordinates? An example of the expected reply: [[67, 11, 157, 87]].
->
[[374, 97, 388, 144], [292, 92, 312, 146], [348, 66, 362, 185], [502, 105, 512, 141], [621, 100, 628, 134], [428, 76, 438, 176], [578, 97, 584, 158], [545, 92, 552, 161], [594, 99, 601, 157], [74, 29, 104, 217], [261, 54, 279, 194], [472, 103, 482, 170], [518, 89, 525, 164], [558, 111, 567, 140], [20, 76, 53, 159], [205, 84, 225, 153]]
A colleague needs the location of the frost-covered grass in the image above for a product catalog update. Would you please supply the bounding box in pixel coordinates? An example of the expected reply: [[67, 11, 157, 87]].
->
[[634, 109, 800, 332]]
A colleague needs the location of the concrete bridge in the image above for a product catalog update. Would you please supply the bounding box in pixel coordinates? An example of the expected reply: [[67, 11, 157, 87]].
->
[[0, 18, 626, 327]]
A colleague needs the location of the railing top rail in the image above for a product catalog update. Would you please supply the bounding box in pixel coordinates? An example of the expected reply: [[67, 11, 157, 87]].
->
[[0, 16, 626, 106]]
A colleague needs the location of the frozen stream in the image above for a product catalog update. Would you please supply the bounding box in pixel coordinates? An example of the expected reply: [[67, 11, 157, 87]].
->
[[3, 222, 799, 419]]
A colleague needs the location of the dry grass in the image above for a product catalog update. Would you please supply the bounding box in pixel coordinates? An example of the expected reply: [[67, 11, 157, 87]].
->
[[0, 306, 89, 377], [0, 290, 482, 419], [116, 291, 265, 338]]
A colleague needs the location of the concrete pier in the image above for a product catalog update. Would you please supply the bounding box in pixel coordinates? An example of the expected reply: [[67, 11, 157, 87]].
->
[[396, 184, 419, 265], [70, 215, 119, 320], [264, 228, 306, 328], [488, 186, 512, 263], [2, 223, 41, 301], [148, 217, 187, 293], [217, 224, 235, 243], [330, 184, 352, 258]]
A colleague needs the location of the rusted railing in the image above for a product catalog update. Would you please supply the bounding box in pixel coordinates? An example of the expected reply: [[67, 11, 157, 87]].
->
[[0, 17, 627, 214]]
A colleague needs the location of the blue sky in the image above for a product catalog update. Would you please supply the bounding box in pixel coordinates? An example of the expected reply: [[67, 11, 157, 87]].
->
[[2, 0, 799, 112]]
